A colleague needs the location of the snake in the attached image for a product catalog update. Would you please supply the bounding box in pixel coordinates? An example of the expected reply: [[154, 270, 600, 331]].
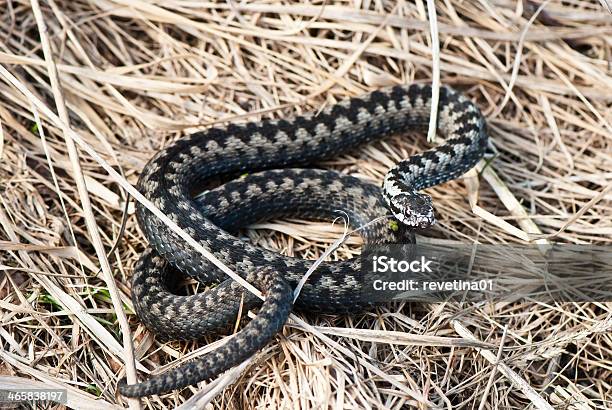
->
[[118, 84, 488, 397]]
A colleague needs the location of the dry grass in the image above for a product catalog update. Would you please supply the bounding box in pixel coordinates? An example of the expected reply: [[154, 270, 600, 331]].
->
[[0, 0, 611, 409]]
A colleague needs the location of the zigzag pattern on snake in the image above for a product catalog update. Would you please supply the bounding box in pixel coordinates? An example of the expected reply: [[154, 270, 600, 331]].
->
[[118, 84, 488, 397]]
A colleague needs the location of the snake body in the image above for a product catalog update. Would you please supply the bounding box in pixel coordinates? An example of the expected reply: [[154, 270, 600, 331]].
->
[[118, 84, 488, 397]]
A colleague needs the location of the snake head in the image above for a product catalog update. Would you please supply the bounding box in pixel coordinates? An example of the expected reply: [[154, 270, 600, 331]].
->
[[388, 192, 436, 229]]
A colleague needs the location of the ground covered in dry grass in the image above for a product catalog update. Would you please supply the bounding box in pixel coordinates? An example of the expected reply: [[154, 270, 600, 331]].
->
[[0, 1, 611, 409]]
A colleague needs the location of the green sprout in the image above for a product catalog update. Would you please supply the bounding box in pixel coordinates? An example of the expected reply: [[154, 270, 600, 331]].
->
[[388, 220, 399, 231]]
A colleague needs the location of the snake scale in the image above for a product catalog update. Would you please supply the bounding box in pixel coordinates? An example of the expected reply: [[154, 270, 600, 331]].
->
[[118, 84, 488, 397]]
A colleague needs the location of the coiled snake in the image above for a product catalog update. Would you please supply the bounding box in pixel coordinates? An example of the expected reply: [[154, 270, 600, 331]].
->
[[118, 84, 488, 397]]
